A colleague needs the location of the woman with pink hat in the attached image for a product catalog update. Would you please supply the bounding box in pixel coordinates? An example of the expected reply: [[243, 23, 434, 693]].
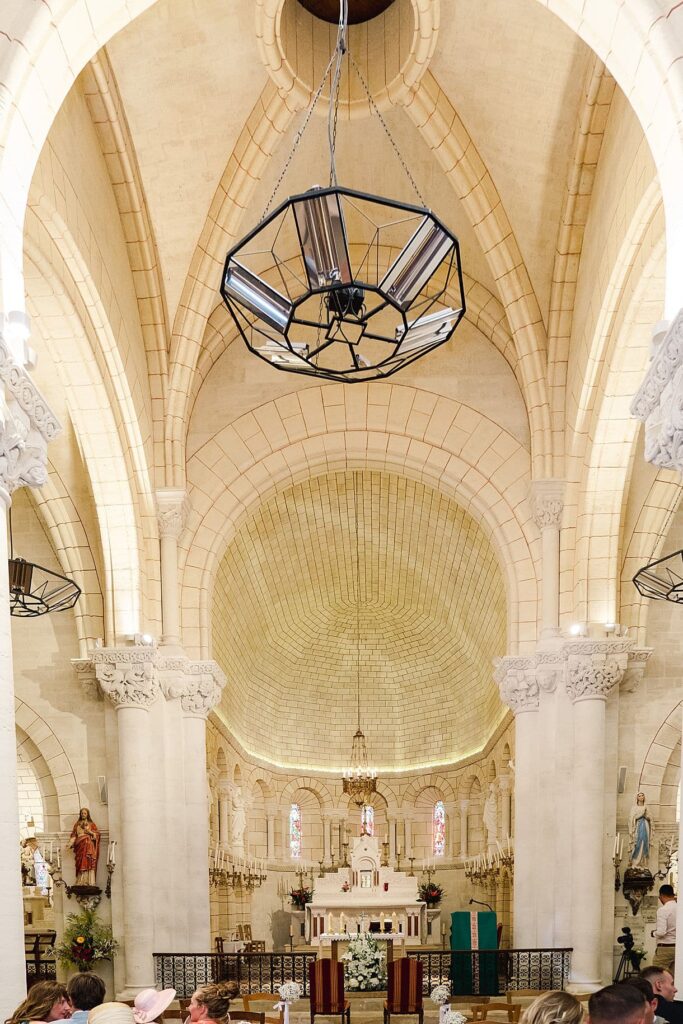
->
[[133, 991, 177, 1024]]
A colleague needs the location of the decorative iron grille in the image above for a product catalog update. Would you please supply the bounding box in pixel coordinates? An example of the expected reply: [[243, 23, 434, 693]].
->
[[154, 952, 318, 997]]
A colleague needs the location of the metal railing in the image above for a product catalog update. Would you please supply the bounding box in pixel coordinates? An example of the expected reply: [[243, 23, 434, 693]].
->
[[407, 948, 573, 995], [154, 952, 318, 997]]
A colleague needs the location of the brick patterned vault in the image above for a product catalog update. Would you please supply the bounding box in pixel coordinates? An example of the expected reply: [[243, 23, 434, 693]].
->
[[212, 469, 507, 771]]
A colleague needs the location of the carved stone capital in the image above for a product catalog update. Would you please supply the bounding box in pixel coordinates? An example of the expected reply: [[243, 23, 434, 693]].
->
[[71, 658, 101, 700], [564, 638, 631, 702], [535, 651, 564, 693], [530, 479, 565, 530], [494, 655, 539, 714], [93, 648, 160, 709], [156, 488, 190, 539], [156, 654, 226, 717], [0, 329, 60, 496], [181, 663, 226, 718], [621, 647, 653, 693], [631, 311, 683, 474]]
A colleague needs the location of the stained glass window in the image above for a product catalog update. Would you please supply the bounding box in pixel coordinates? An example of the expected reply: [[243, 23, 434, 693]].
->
[[361, 804, 374, 836], [433, 800, 446, 856], [290, 803, 302, 858]]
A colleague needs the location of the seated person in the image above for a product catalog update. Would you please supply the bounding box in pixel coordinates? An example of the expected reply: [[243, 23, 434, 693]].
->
[[587, 984, 648, 1024], [642, 968, 683, 1024], [67, 973, 106, 1024], [133, 990, 176, 1024], [7, 981, 72, 1024]]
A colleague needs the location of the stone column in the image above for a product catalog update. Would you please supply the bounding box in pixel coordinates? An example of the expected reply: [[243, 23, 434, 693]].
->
[[388, 817, 396, 860], [404, 817, 412, 857], [530, 481, 564, 639], [181, 667, 225, 951], [0, 324, 58, 1016], [266, 813, 276, 860], [95, 649, 159, 993], [496, 657, 540, 947], [322, 816, 330, 862], [499, 778, 511, 843], [459, 800, 469, 859], [156, 490, 189, 647], [219, 790, 230, 847], [566, 640, 629, 987]]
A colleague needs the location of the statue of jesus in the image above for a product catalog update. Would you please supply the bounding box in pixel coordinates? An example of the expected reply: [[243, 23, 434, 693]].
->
[[68, 807, 100, 886]]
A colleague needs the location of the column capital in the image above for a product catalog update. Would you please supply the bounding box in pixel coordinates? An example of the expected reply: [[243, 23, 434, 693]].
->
[[155, 488, 190, 538], [71, 657, 101, 700], [494, 655, 539, 714], [621, 647, 653, 693], [563, 638, 631, 702], [93, 647, 160, 709], [530, 479, 565, 530], [0, 328, 60, 496], [459, 799, 469, 812]]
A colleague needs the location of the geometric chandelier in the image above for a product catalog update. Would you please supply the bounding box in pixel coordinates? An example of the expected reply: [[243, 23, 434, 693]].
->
[[8, 512, 81, 617], [633, 549, 683, 604], [220, 1, 465, 383], [9, 556, 81, 617]]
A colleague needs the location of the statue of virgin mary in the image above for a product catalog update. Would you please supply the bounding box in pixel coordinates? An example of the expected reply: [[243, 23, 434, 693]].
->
[[628, 792, 651, 868]]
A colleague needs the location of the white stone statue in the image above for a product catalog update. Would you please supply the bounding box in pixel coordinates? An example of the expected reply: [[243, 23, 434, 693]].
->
[[483, 783, 498, 850], [231, 787, 247, 852]]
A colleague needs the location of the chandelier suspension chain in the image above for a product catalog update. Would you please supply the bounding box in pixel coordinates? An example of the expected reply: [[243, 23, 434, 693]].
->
[[354, 469, 361, 733], [260, 48, 338, 221], [348, 52, 427, 207]]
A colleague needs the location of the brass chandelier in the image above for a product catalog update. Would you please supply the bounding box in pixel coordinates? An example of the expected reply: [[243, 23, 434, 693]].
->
[[342, 471, 377, 806], [220, 1, 465, 382]]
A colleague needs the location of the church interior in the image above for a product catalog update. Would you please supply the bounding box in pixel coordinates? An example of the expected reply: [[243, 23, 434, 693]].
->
[[4, 0, 683, 1019]]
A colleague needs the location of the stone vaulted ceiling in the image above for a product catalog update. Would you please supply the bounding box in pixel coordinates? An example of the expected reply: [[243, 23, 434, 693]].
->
[[212, 470, 507, 771]]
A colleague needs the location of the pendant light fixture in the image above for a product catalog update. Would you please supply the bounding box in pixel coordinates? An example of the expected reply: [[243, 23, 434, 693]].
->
[[8, 510, 81, 617], [342, 471, 377, 806], [220, 0, 465, 382]]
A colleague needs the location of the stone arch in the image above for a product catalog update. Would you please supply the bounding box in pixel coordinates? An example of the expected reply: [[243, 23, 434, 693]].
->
[[14, 701, 80, 831], [637, 701, 682, 819], [401, 775, 456, 809], [23, 227, 149, 641], [280, 778, 335, 813], [181, 387, 537, 660], [568, 188, 665, 624]]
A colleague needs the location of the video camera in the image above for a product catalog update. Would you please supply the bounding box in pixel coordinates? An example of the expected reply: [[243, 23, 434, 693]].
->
[[617, 926, 635, 951]]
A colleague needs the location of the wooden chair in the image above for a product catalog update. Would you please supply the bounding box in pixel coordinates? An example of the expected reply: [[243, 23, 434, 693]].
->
[[383, 958, 423, 1024], [243, 924, 253, 941], [179, 999, 192, 1016], [470, 1004, 521, 1022], [244, 940, 266, 952], [309, 958, 351, 1024], [232, 1014, 265, 1024], [572, 994, 591, 1003], [215, 936, 225, 953], [242, 993, 284, 1024], [505, 990, 547, 1001]]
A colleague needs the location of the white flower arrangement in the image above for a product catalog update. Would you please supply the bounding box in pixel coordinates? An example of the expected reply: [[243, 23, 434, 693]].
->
[[278, 981, 302, 1002], [430, 984, 451, 1006], [341, 933, 387, 991], [442, 1011, 467, 1024]]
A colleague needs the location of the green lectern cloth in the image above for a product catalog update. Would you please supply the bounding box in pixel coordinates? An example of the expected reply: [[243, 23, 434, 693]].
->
[[450, 910, 498, 996]]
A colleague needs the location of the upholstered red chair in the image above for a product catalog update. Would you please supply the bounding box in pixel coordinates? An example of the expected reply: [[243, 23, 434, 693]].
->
[[309, 958, 351, 1024], [383, 958, 423, 1024]]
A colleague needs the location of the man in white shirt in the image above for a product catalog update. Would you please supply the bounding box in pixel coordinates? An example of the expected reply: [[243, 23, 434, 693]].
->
[[652, 885, 677, 975]]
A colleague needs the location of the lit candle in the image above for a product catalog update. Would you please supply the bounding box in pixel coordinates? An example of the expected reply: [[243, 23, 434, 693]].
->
[[340, 912, 346, 932], [289, 924, 294, 938], [111, 842, 116, 866], [56, 847, 61, 870], [327, 913, 333, 933]]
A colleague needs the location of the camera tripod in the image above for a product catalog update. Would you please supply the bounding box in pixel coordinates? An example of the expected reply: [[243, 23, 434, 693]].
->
[[614, 948, 637, 982]]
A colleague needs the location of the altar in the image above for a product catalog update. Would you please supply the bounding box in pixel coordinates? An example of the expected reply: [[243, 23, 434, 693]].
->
[[306, 836, 431, 946]]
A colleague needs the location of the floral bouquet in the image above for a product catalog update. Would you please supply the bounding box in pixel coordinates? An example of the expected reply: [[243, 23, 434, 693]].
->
[[442, 1012, 467, 1024], [290, 886, 313, 910], [418, 881, 445, 906], [275, 980, 301, 1024], [430, 984, 451, 1006], [278, 982, 302, 1002], [49, 908, 118, 972], [342, 933, 387, 991]]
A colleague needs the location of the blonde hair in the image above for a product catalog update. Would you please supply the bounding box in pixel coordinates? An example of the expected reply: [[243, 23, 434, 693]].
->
[[193, 982, 239, 1023], [520, 992, 584, 1024]]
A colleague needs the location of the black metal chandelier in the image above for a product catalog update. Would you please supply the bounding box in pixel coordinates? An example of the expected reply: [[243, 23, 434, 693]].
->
[[220, 2, 465, 382], [633, 549, 683, 604], [8, 514, 81, 617]]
